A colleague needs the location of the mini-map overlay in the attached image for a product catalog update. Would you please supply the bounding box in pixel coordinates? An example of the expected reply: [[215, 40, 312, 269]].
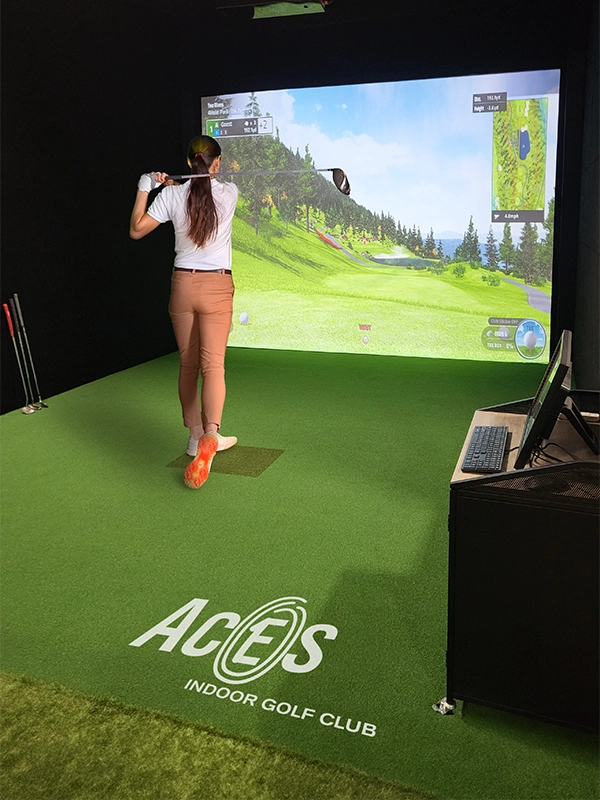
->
[[492, 98, 547, 216]]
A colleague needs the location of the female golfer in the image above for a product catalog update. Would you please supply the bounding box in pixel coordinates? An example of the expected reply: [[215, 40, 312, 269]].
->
[[130, 135, 238, 489]]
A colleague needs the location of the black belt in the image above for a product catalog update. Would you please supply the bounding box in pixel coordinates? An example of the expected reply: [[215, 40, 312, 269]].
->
[[174, 267, 232, 274]]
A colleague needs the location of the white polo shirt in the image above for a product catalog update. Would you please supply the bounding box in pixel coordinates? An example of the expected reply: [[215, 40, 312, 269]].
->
[[148, 180, 238, 271]]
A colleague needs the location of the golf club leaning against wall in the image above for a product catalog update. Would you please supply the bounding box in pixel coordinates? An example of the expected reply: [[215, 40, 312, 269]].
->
[[165, 167, 351, 196], [13, 294, 48, 408], [10, 298, 41, 411], [2, 302, 37, 414]]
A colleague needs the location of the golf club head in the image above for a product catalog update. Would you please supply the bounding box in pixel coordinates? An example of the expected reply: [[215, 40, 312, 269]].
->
[[331, 168, 350, 195]]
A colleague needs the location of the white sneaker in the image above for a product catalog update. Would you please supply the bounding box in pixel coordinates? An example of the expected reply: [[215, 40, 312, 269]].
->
[[186, 432, 237, 456]]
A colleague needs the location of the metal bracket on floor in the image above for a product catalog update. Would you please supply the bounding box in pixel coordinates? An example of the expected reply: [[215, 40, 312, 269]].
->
[[432, 697, 456, 715]]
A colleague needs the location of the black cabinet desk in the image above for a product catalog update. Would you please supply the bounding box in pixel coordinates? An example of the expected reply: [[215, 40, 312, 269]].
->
[[438, 394, 599, 733]]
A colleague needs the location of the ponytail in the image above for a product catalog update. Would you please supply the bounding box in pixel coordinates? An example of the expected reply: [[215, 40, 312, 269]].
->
[[186, 135, 222, 248]]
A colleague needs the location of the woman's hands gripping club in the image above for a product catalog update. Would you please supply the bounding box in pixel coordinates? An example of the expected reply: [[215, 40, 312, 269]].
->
[[137, 172, 174, 193]]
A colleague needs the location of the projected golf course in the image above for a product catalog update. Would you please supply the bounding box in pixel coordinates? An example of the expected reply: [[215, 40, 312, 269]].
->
[[203, 69, 559, 362], [227, 199, 550, 361]]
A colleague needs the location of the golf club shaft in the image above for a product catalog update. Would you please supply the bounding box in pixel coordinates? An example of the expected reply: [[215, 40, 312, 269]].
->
[[13, 293, 47, 406], [10, 298, 36, 406], [167, 168, 338, 180], [3, 303, 33, 408]]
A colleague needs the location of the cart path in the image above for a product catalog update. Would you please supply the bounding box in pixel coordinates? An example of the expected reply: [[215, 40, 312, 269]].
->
[[319, 231, 552, 313], [502, 278, 551, 314]]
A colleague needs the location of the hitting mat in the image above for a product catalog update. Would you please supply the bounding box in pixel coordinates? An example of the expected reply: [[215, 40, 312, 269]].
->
[[167, 446, 284, 477], [1, 348, 598, 800]]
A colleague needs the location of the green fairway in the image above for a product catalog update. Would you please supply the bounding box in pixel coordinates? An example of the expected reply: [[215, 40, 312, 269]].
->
[[228, 209, 550, 361]]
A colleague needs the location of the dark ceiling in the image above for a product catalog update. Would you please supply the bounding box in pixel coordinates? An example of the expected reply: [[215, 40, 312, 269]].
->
[[213, 0, 576, 21]]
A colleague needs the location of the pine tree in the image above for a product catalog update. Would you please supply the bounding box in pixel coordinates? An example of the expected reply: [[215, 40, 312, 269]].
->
[[408, 225, 423, 255], [485, 227, 499, 271], [499, 223, 515, 273], [245, 92, 261, 117], [397, 222, 407, 246], [416, 226, 423, 254], [453, 241, 467, 263], [462, 216, 481, 266], [381, 212, 396, 242], [514, 221, 539, 284], [537, 197, 555, 283], [423, 228, 436, 258], [300, 144, 319, 232]]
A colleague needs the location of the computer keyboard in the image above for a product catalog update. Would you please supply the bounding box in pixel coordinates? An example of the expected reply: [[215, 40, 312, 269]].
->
[[461, 425, 509, 474]]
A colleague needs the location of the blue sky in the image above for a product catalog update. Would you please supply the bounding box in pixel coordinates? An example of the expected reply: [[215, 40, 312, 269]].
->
[[212, 69, 560, 240]]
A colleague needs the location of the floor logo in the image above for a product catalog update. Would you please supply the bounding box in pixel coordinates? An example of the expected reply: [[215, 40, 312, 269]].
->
[[129, 596, 338, 684]]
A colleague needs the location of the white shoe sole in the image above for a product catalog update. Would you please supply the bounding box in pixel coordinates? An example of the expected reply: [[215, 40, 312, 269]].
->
[[186, 433, 237, 457]]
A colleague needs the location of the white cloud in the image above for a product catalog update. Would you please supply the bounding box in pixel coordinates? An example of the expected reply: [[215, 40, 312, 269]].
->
[[276, 117, 491, 233], [278, 123, 411, 171]]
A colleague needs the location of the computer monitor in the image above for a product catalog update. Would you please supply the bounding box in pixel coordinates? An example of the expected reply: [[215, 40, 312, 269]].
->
[[514, 329, 572, 469]]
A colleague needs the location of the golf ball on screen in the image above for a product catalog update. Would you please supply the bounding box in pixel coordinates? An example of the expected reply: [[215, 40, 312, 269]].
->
[[523, 331, 537, 349], [240, 312, 249, 325]]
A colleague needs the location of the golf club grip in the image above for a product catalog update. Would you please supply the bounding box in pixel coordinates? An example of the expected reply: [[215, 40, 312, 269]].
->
[[9, 298, 20, 332], [13, 293, 25, 328], [3, 303, 15, 336]]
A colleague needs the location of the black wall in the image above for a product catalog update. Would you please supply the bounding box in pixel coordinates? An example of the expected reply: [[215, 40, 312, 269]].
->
[[574, 0, 600, 390], [1, 0, 597, 414]]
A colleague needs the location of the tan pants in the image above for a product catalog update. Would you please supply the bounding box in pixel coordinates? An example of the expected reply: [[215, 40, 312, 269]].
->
[[168, 269, 234, 430]]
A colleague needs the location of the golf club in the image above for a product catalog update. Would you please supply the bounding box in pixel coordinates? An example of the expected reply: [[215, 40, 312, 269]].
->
[[165, 167, 351, 195], [2, 302, 37, 414], [13, 294, 48, 408], [9, 298, 41, 410]]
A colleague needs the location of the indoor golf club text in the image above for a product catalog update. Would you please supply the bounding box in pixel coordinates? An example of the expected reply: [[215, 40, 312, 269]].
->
[[183, 679, 377, 737]]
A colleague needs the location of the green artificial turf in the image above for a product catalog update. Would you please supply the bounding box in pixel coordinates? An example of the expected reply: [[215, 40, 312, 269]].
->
[[1, 347, 598, 800], [0, 672, 432, 800]]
